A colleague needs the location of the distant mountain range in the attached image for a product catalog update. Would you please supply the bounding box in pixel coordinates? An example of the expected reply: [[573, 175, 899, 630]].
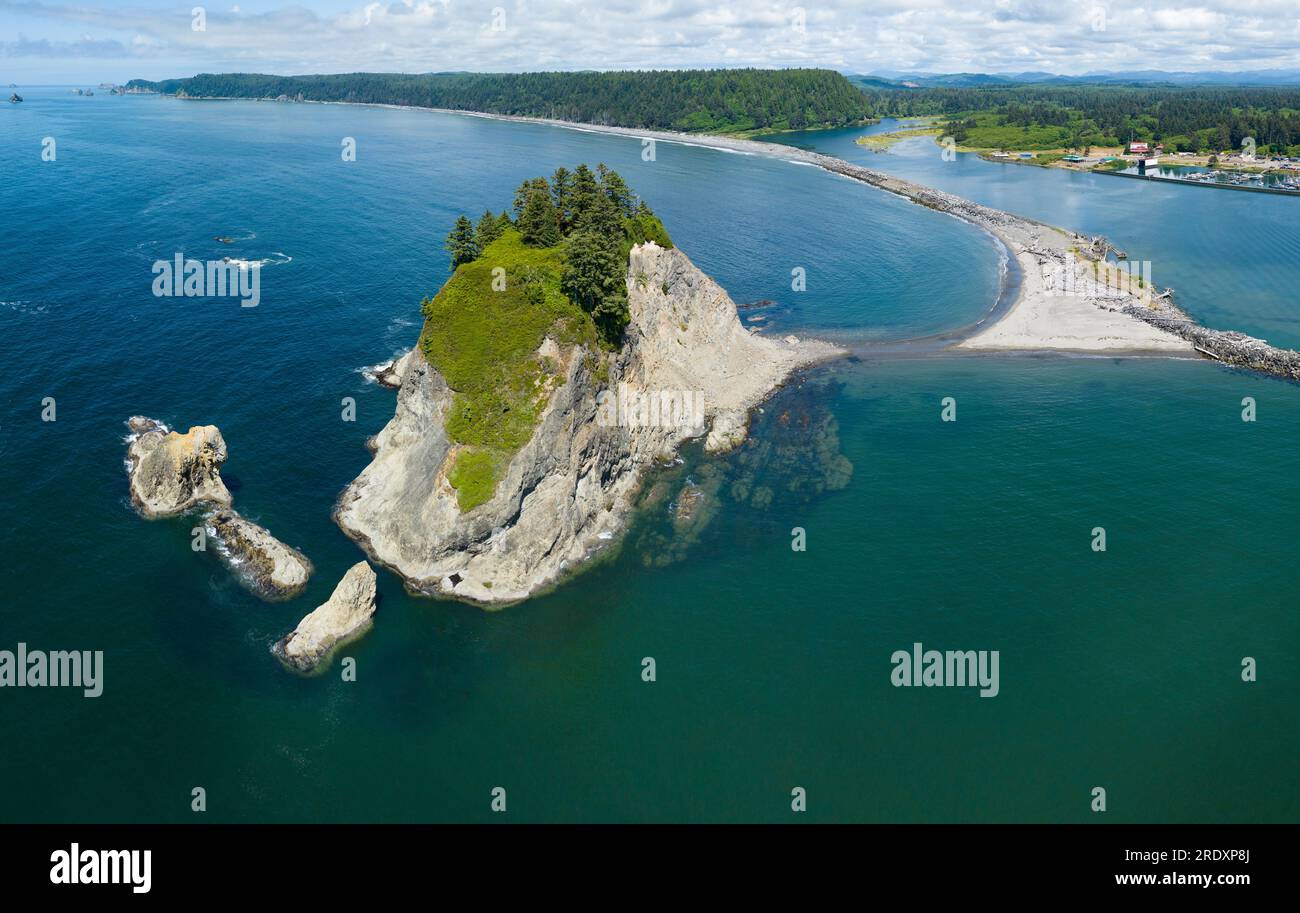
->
[[853, 70, 1300, 88]]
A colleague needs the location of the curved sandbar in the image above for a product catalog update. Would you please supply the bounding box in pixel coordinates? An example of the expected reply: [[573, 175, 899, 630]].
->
[[434, 110, 1300, 379], [163, 95, 1300, 380], [430, 111, 1192, 355]]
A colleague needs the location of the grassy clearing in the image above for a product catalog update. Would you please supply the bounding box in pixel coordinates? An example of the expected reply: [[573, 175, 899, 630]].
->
[[420, 229, 599, 511]]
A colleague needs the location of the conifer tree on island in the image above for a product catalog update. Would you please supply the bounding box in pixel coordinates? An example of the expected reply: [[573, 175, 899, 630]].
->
[[438, 164, 670, 347], [444, 215, 480, 269], [475, 210, 505, 248]]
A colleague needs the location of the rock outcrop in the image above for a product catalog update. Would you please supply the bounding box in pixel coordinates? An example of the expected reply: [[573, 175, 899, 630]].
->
[[335, 242, 843, 605], [362, 351, 413, 390], [125, 417, 314, 600], [125, 417, 232, 517], [273, 562, 377, 672], [207, 510, 313, 601]]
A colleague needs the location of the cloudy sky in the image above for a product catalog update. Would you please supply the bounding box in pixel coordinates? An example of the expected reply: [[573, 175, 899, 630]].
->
[[2, 0, 1298, 83]]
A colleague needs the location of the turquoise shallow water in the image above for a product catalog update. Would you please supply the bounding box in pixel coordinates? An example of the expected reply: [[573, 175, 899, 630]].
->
[[0, 94, 1296, 823]]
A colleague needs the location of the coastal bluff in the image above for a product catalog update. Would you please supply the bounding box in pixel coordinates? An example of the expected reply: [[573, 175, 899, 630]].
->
[[335, 242, 843, 605]]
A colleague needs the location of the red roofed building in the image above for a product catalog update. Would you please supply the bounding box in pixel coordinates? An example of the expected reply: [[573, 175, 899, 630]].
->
[[1129, 141, 1150, 154]]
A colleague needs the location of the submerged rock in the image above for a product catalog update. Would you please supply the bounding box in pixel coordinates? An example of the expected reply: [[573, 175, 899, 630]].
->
[[125, 417, 232, 517], [273, 562, 377, 673], [207, 510, 313, 601]]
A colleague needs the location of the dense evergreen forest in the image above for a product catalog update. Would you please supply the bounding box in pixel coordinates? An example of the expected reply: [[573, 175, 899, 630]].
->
[[869, 84, 1300, 154], [125, 69, 875, 134], [127, 69, 1300, 153]]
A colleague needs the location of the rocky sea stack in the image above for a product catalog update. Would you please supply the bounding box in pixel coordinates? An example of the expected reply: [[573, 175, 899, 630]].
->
[[125, 417, 232, 517], [337, 233, 841, 605], [363, 352, 411, 390], [207, 510, 314, 601], [125, 417, 313, 600], [273, 562, 378, 673]]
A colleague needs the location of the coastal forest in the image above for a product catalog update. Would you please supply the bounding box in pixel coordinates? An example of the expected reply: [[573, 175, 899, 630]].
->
[[868, 84, 1300, 154], [128, 68, 1300, 153], [426, 164, 670, 510], [125, 69, 875, 134]]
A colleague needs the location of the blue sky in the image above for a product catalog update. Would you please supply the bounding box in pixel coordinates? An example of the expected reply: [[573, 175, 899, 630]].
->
[[3, 1, 1299, 84]]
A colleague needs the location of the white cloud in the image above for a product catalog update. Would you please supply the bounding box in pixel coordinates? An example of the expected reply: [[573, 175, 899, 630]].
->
[[0, 0, 1297, 81]]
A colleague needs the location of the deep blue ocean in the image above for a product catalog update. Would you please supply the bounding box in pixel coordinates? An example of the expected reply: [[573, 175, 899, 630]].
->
[[0, 94, 1296, 822]]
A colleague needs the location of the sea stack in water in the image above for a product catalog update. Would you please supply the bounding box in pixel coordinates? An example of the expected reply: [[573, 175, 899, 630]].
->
[[207, 510, 313, 601], [336, 241, 842, 605], [273, 562, 377, 672], [125, 417, 232, 517]]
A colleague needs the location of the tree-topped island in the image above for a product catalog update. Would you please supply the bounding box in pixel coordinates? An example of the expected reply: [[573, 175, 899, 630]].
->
[[426, 165, 672, 510], [334, 165, 843, 605]]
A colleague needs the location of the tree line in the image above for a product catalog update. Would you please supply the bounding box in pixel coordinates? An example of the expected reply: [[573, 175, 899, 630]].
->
[[127, 69, 875, 134], [869, 84, 1300, 153]]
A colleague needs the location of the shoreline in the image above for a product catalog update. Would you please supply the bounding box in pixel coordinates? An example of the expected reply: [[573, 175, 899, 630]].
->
[[298, 100, 1197, 355], [146, 94, 1300, 378]]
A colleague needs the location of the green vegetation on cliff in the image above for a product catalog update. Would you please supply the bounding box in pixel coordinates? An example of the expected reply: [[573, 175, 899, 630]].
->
[[124, 68, 874, 134], [421, 165, 671, 511]]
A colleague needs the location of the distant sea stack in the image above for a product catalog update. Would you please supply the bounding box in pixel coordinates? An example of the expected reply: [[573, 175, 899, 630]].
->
[[8, 94, 21, 104], [125, 417, 232, 517], [273, 562, 377, 673], [336, 241, 842, 605]]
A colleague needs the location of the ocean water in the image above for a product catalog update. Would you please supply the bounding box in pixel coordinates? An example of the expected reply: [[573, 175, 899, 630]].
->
[[0, 92, 1295, 823]]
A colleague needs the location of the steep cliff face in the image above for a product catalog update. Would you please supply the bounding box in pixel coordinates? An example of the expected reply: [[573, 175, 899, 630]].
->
[[335, 242, 841, 605]]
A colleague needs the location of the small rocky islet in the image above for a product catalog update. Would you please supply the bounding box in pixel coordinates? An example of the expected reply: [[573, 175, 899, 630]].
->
[[124, 416, 311, 600], [272, 562, 378, 673], [124, 416, 373, 671]]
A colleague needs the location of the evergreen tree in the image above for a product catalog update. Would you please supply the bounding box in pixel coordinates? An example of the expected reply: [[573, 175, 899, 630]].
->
[[517, 188, 561, 247], [475, 209, 504, 248], [444, 215, 480, 269], [513, 177, 550, 218], [562, 227, 629, 343], [597, 164, 634, 216], [568, 165, 601, 229], [551, 167, 573, 230]]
